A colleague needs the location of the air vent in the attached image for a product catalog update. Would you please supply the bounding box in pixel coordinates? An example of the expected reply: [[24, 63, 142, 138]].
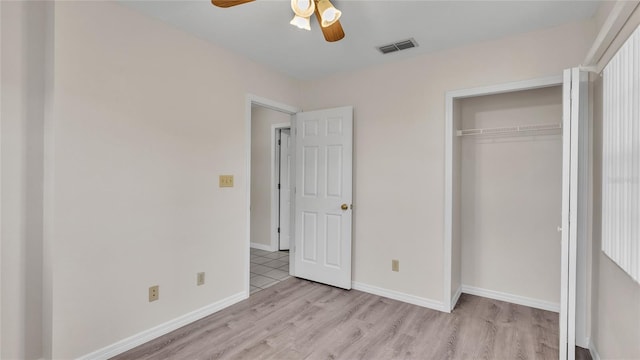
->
[[377, 38, 418, 55]]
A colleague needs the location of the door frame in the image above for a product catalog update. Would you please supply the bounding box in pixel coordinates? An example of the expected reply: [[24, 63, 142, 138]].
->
[[270, 123, 291, 252], [245, 94, 300, 297]]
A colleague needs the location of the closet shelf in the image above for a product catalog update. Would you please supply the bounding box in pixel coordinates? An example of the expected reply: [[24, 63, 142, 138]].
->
[[456, 122, 562, 137]]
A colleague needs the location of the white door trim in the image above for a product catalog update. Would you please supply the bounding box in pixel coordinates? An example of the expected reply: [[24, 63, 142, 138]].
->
[[270, 123, 291, 252], [444, 75, 563, 312], [245, 94, 300, 297]]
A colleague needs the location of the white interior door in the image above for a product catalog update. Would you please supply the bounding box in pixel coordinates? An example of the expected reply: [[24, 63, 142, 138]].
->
[[279, 129, 291, 250], [294, 106, 353, 289], [560, 67, 588, 360]]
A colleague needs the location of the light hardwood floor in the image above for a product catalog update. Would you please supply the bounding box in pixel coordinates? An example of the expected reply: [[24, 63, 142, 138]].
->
[[113, 278, 591, 360]]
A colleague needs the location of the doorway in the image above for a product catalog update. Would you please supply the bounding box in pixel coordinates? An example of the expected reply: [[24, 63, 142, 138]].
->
[[246, 97, 355, 296], [246, 95, 299, 296]]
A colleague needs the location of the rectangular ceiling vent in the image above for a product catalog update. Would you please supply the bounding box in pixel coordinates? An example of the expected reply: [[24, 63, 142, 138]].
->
[[377, 38, 418, 55]]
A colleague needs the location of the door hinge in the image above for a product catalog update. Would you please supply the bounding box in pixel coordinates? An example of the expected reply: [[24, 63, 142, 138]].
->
[[277, 227, 280, 233], [277, 183, 281, 189], [278, 139, 281, 145]]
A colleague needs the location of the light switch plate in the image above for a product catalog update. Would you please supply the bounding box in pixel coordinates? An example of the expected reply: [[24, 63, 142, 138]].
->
[[219, 175, 234, 187], [197, 272, 205, 286]]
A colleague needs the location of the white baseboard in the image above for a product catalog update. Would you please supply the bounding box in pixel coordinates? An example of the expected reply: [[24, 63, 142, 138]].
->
[[352, 281, 447, 312], [461, 285, 560, 313], [77, 291, 247, 360], [451, 285, 462, 311], [589, 339, 601, 360], [250, 242, 276, 252]]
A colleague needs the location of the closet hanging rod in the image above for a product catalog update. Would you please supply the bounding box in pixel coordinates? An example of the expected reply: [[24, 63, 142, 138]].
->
[[456, 122, 562, 137]]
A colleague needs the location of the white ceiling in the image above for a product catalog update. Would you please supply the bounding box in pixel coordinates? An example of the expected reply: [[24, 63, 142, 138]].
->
[[120, 0, 600, 80]]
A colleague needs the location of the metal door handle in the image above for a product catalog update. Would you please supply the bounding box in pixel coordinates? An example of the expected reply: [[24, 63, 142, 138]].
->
[[341, 204, 348, 210], [557, 226, 563, 232]]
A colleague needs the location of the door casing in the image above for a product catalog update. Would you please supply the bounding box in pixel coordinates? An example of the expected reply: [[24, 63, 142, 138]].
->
[[276, 127, 292, 251], [269, 123, 291, 252]]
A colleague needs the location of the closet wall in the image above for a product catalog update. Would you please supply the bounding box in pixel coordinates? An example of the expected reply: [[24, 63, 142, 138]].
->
[[457, 86, 563, 305]]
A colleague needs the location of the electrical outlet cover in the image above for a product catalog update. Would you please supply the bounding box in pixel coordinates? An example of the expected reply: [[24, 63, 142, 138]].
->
[[149, 285, 159, 302], [392, 259, 399, 272]]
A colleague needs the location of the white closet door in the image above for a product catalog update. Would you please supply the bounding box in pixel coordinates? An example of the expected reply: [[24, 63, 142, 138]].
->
[[560, 67, 588, 360]]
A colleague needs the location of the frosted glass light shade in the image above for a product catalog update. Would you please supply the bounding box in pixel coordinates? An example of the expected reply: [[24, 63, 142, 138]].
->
[[291, 0, 315, 18], [317, 0, 341, 27], [290, 15, 311, 30]]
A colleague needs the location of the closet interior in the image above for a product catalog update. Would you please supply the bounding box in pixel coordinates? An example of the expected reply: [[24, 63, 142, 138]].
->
[[451, 85, 564, 310]]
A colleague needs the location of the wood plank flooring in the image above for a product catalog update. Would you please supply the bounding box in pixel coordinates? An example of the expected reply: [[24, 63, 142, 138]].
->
[[113, 278, 591, 360]]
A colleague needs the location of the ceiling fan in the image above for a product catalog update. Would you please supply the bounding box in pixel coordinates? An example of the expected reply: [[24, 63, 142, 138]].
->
[[211, 0, 345, 42]]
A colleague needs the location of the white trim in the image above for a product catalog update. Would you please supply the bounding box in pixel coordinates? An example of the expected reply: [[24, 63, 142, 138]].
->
[[451, 285, 462, 310], [352, 281, 447, 313], [589, 339, 601, 360], [77, 292, 246, 360], [444, 93, 453, 312], [461, 285, 560, 313], [245, 94, 300, 296], [250, 242, 275, 252], [0, 1, 3, 354], [443, 75, 563, 312], [583, 1, 640, 67], [270, 123, 291, 252], [446, 75, 563, 100]]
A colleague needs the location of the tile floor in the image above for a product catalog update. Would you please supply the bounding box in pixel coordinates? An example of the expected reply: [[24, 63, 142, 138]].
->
[[250, 248, 291, 294]]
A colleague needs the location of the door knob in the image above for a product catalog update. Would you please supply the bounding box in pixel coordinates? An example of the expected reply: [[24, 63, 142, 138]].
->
[[341, 204, 348, 210]]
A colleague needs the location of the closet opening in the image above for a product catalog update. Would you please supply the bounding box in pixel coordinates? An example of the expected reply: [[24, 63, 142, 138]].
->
[[451, 85, 564, 313]]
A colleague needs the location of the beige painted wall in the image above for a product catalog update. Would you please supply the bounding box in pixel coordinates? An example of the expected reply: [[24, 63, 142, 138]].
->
[[300, 20, 596, 302], [459, 87, 562, 304], [250, 106, 290, 248], [48, 2, 299, 358], [590, 5, 640, 356], [1, 1, 48, 359]]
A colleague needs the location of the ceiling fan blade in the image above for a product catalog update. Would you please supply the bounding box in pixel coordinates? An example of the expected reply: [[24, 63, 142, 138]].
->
[[314, 7, 345, 42], [211, 0, 255, 8]]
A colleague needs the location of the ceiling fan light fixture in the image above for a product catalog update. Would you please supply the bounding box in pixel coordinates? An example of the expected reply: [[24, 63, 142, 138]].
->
[[290, 15, 311, 31], [317, 0, 341, 27], [291, 0, 315, 17]]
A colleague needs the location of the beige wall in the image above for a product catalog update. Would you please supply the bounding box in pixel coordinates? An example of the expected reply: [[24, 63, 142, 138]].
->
[[459, 87, 562, 304], [300, 20, 596, 302], [250, 106, 290, 248], [590, 5, 640, 356], [48, 2, 299, 358], [1, 1, 48, 359]]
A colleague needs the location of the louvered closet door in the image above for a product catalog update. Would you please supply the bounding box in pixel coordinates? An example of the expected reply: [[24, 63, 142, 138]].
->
[[560, 68, 588, 360], [294, 106, 353, 290]]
